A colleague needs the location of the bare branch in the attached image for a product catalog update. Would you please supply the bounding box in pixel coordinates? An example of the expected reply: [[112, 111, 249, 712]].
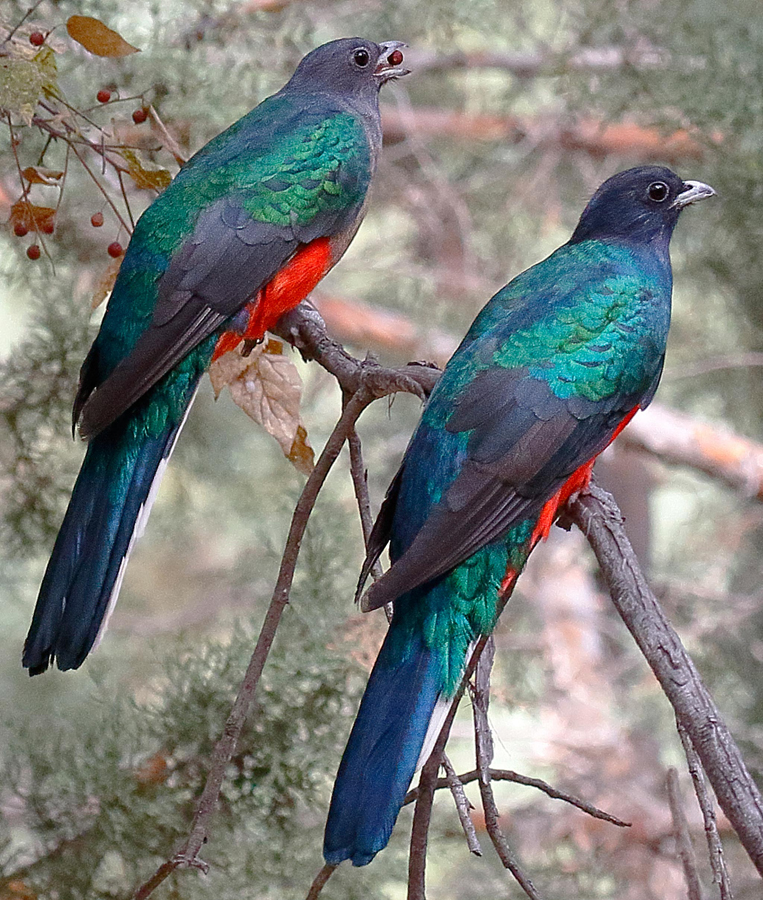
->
[[473, 641, 544, 900], [402, 767, 629, 828], [406, 632, 496, 899], [677, 721, 734, 900], [305, 863, 336, 900], [441, 753, 482, 857], [409, 45, 668, 78], [148, 104, 188, 166], [382, 106, 710, 162], [667, 767, 706, 900], [311, 295, 763, 504], [620, 404, 763, 501], [133, 387, 396, 897], [567, 482, 763, 878], [131, 313, 440, 898], [407, 739, 441, 899]]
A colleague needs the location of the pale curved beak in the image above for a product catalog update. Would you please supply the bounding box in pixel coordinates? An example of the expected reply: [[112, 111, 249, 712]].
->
[[672, 180, 717, 209], [374, 41, 410, 84]]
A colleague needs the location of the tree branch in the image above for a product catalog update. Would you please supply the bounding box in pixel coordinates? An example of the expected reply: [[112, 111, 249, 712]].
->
[[381, 107, 711, 162], [441, 753, 482, 857], [312, 294, 763, 503], [473, 641, 544, 900], [305, 863, 336, 900], [667, 766, 706, 900], [409, 45, 668, 78], [567, 482, 763, 879], [132, 317, 438, 898], [620, 404, 763, 501], [402, 768, 629, 828], [676, 721, 733, 900]]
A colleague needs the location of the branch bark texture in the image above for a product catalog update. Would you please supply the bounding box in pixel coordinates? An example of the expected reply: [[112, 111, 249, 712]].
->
[[568, 483, 763, 878]]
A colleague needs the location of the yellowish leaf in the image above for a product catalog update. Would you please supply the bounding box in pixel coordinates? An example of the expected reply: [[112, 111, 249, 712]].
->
[[0, 58, 40, 124], [34, 46, 57, 98], [120, 148, 172, 192], [0, 45, 57, 124], [66, 15, 140, 57], [91, 256, 123, 309], [22, 166, 64, 186], [208, 341, 314, 473]]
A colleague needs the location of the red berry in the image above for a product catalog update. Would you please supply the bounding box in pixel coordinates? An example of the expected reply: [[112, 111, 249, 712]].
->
[[97, 89, 111, 104], [13, 222, 29, 237], [107, 241, 123, 258], [91, 211, 104, 227], [40, 220, 54, 235], [29, 31, 45, 47], [388, 49, 404, 67], [132, 107, 148, 124], [26, 244, 41, 260]]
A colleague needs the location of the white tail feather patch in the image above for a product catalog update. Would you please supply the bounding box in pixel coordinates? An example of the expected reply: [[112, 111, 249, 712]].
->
[[415, 695, 452, 772], [414, 637, 480, 773], [92, 387, 198, 653]]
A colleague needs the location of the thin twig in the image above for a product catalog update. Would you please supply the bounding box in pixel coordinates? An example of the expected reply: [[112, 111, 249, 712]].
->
[[346, 427, 383, 583], [567, 482, 763, 878], [473, 640, 543, 900], [132, 327, 436, 899], [406, 622, 512, 897], [667, 767, 706, 900], [133, 388, 375, 899], [148, 104, 188, 166], [407, 739, 442, 899], [402, 767, 629, 827], [116, 168, 135, 231], [677, 721, 733, 900], [69, 143, 133, 235], [305, 863, 336, 900], [441, 753, 482, 856], [2, 0, 45, 44]]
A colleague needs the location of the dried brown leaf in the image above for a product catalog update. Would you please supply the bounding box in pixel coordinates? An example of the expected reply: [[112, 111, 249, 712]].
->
[[209, 340, 314, 473], [120, 148, 172, 192], [22, 166, 64, 186], [66, 15, 140, 58], [288, 424, 315, 475], [9, 200, 56, 231]]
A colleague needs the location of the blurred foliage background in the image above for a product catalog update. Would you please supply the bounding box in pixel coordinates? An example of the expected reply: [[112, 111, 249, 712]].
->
[[1, 0, 762, 898]]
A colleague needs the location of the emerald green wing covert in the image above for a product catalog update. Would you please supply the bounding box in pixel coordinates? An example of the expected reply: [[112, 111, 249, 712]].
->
[[78, 108, 373, 438], [362, 240, 672, 608]]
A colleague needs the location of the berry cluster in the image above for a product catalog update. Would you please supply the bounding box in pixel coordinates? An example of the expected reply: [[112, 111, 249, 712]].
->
[[11, 207, 126, 261]]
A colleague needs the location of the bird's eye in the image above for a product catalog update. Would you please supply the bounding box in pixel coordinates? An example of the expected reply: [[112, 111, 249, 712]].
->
[[352, 48, 371, 67], [647, 181, 669, 202]]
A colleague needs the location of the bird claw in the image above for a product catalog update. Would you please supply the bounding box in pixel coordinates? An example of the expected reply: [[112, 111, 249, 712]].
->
[[358, 358, 429, 401], [172, 852, 210, 874]]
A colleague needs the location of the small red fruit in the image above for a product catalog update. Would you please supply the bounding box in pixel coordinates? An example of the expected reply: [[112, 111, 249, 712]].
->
[[27, 244, 41, 260], [40, 220, 55, 235], [29, 31, 45, 47], [132, 107, 148, 125], [97, 89, 111, 104], [13, 222, 29, 237], [91, 211, 105, 227], [388, 49, 404, 67], [107, 241, 123, 258]]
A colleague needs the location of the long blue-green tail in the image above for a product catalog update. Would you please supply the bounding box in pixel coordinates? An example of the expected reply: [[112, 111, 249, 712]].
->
[[323, 628, 445, 866], [23, 392, 196, 675]]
